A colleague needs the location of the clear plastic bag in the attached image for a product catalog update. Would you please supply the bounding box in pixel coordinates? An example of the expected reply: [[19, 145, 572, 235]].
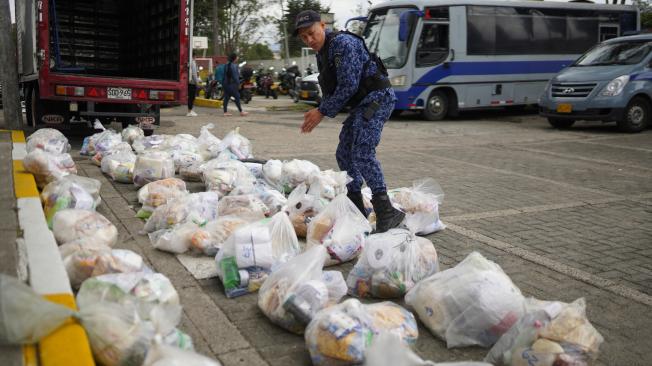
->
[[122, 125, 145, 145], [197, 123, 222, 160], [143, 192, 220, 233], [137, 178, 188, 218], [307, 170, 350, 201], [252, 182, 288, 216], [405, 252, 525, 348], [61, 245, 150, 289], [26, 128, 70, 154], [258, 246, 346, 334], [143, 344, 222, 366], [187, 216, 254, 256], [388, 179, 445, 235], [52, 209, 118, 247], [218, 194, 269, 219], [305, 299, 419, 366], [92, 141, 132, 166], [41, 175, 101, 228], [170, 150, 204, 173], [286, 183, 327, 238], [23, 149, 77, 188], [132, 134, 171, 154], [364, 332, 492, 366], [91, 133, 126, 166], [216, 128, 253, 160], [163, 134, 199, 153], [215, 212, 300, 298], [101, 150, 137, 183], [202, 160, 256, 197], [279, 159, 320, 194], [179, 161, 205, 182], [133, 151, 176, 187], [347, 229, 439, 299], [149, 222, 201, 254], [307, 194, 371, 266], [262, 159, 283, 189]]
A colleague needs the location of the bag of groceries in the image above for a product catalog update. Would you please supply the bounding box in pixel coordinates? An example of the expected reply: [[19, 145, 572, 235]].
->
[[179, 161, 205, 182], [307, 170, 349, 201], [26, 128, 70, 154], [306, 194, 371, 266], [101, 150, 137, 183], [218, 194, 269, 219], [405, 252, 525, 348], [286, 183, 327, 238], [41, 175, 102, 228], [217, 127, 253, 160], [137, 178, 188, 218], [388, 178, 445, 235], [143, 192, 219, 233], [215, 212, 300, 298], [304, 299, 419, 366], [121, 125, 145, 145], [202, 160, 256, 197], [132, 134, 170, 154], [347, 228, 439, 299], [133, 151, 176, 187], [258, 246, 346, 334], [23, 149, 77, 188], [52, 209, 118, 247], [279, 159, 320, 194], [197, 123, 222, 160]]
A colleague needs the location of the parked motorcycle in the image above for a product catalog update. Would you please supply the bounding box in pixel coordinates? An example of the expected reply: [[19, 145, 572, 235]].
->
[[259, 74, 278, 99], [240, 78, 254, 104], [205, 78, 224, 100]]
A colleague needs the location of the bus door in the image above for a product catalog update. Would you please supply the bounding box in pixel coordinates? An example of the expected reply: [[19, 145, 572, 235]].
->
[[416, 8, 450, 72]]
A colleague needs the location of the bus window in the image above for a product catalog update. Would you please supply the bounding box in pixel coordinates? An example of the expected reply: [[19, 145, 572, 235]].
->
[[416, 23, 449, 67], [363, 7, 416, 69]]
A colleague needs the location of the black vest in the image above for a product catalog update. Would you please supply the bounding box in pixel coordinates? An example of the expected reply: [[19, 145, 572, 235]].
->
[[317, 31, 391, 108]]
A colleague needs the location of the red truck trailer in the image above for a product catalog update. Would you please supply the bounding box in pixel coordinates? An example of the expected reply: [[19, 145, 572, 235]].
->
[[15, 0, 191, 130]]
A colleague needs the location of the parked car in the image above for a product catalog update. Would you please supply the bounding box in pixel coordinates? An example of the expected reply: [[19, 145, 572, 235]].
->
[[294, 73, 322, 105], [539, 34, 652, 133]]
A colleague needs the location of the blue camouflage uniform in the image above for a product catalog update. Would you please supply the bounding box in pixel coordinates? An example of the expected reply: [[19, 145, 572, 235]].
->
[[317, 31, 396, 195]]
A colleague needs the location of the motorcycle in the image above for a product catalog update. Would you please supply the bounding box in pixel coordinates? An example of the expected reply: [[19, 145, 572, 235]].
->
[[204, 79, 224, 100], [259, 74, 278, 99], [240, 78, 255, 104]]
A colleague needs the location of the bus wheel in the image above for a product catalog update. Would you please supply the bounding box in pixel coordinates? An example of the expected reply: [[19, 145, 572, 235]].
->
[[422, 91, 448, 121], [618, 96, 649, 133], [547, 118, 575, 129]]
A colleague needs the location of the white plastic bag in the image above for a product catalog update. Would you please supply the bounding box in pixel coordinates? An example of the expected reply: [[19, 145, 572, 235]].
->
[[133, 151, 176, 187], [286, 183, 327, 238], [23, 149, 77, 188], [41, 175, 101, 228], [215, 212, 300, 298], [52, 209, 118, 247], [179, 161, 205, 182], [279, 159, 320, 193], [307, 194, 371, 266], [347, 229, 439, 299], [202, 160, 256, 197], [186, 216, 254, 256], [197, 123, 222, 160], [364, 332, 492, 366], [217, 128, 253, 160], [405, 252, 525, 348], [218, 194, 269, 219], [26, 128, 70, 154], [61, 246, 149, 289], [262, 159, 283, 188], [485, 298, 603, 366], [101, 150, 137, 183], [132, 134, 171, 154], [307, 170, 350, 201], [388, 179, 445, 235], [305, 299, 419, 366], [144, 344, 222, 366], [91, 136, 128, 166], [143, 192, 219, 233], [137, 178, 188, 218], [258, 246, 346, 334], [149, 222, 200, 254], [122, 125, 145, 145], [252, 182, 288, 216], [170, 150, 204, 173]]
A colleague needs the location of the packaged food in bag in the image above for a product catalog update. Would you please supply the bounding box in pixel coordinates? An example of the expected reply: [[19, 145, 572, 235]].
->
[[133, 151, 176, 187], [101, 150, 137, 183], [143, 192, 220, 233], [364, 332, 492, 366], [347, 229, 439, 299], [215, 212, 300, 298], [180, 161, 205, 182], [23, 149, 77, 188], [122, 125, 145, 145], [485, 298, 603, 366], [137, 178, 188, 218], [286, 183, 327, 238], [133, 134, 171, 154], [279, 159, 320, 193], [305, 299, 419, 366], [61, 245, 150, 289], [163, 134, 199, 153], [307, 194, 371, 266], [187, 216, 253, 256], [91, 134, 128, 166], [217, 127, 253, 160], [262, 159, 283, 188], [218, 194, 269, 219], [26, 128, 70, 154], [52, 209, 118, 247], [388, 179, 445, 235], [197, 123, 222, 160], [405, 252, 525, 348], [41, 175, 101, 228], [258, 246, 346, 334], [170, 150, 203, 173], [253, 182, 288, 216], [307, 170, 350, 201], [202, 160, 256, 197]]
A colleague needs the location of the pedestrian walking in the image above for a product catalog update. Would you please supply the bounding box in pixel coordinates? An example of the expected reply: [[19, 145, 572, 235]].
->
[[187, 56, 199, 117], [294, 10, 404, 233], [221, 53, 248, 117]]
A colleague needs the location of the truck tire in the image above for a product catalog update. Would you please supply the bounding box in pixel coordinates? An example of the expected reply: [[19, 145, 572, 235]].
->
[[26, 84, 41, 128], [547, 118, 575, 129], [422, 90, 448, 121], [618, 96, 649, 133]]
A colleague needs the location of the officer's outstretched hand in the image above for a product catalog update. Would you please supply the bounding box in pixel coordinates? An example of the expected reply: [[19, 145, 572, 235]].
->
[[301, 108, 324, 133]]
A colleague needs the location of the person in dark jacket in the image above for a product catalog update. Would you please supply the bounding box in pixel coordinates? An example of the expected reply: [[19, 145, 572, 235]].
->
[[222, 53, 248, 117]]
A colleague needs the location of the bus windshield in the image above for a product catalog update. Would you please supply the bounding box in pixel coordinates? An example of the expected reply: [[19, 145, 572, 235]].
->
[[574, 40, 652, 66], [363, 7, 415, 69]]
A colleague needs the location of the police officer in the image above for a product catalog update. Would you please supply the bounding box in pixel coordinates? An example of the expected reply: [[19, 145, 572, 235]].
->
[[295, 10, 404, 233]]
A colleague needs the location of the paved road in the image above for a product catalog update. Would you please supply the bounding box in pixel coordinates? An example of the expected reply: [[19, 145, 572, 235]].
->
[[66, 95, 652, 365]]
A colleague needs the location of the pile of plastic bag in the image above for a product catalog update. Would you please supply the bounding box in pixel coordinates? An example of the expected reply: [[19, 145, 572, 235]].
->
[[23, 148, 77, 188], [215, 212, 300, 298], [305, 299, 419, 365], [306, 194, 371, 266], [26, 128, 71, 154], [347, 228, 439, 299], [405, 252, 526, 348], [133, 151, 175, 187], [137, 178, 188, 218], [41, 175, 102, 228], [258, 246, 347, 334]]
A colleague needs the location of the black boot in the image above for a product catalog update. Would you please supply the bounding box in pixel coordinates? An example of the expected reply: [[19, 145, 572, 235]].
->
[[371, 192, 405, 233], [347, 191, 368, 218]]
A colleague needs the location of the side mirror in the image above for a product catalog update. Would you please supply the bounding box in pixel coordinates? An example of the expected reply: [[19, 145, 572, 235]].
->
[[345, 16, 368, 30], [399, 11, 423, 42]]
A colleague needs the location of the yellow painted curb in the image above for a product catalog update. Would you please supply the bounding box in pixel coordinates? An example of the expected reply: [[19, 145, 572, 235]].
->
[[23, 345, 38, 366], [39, 294, 94, 366], [194, 97, 223, 108], [12, 130, 26, 143], [13, 160, 39, 198]]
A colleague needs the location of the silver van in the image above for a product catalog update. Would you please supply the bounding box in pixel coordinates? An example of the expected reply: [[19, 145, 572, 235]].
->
[[539, 34, 652, 133]]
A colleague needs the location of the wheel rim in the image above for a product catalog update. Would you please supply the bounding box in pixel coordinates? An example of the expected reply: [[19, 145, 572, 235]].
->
[[428, 95, 444, 116], [628, 105, 645, 126]]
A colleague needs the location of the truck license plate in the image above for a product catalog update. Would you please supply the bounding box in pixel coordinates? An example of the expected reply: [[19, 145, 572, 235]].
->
[[107, 87, 132, 100], [556, 103, 572, 113]]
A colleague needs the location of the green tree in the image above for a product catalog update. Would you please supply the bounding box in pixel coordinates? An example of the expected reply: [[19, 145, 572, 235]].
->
[[244, 43, 275, 60], [278, 0, 329, 57], [634, 0, 652, 29]]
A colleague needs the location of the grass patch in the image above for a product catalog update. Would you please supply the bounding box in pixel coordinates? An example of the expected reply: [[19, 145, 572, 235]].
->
[[266, 103, 313, 112]]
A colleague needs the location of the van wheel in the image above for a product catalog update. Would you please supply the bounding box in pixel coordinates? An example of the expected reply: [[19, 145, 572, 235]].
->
[[422, 91, 448, 121], [618, 96, 649, 133], [547, 118, 575, 129]]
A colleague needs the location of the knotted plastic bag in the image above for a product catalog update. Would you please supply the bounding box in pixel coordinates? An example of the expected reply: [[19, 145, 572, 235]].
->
[[41, 175, 102, 228], [26, 128, 70, 154], [122, 125, 145, 145], [52, 209, 118, 247], [137, 178, 188, 218], [286, 183, 327, 238], [133, 151, 175, 187], [143, 192, 219, 233], [23, 149, 77, 188]]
